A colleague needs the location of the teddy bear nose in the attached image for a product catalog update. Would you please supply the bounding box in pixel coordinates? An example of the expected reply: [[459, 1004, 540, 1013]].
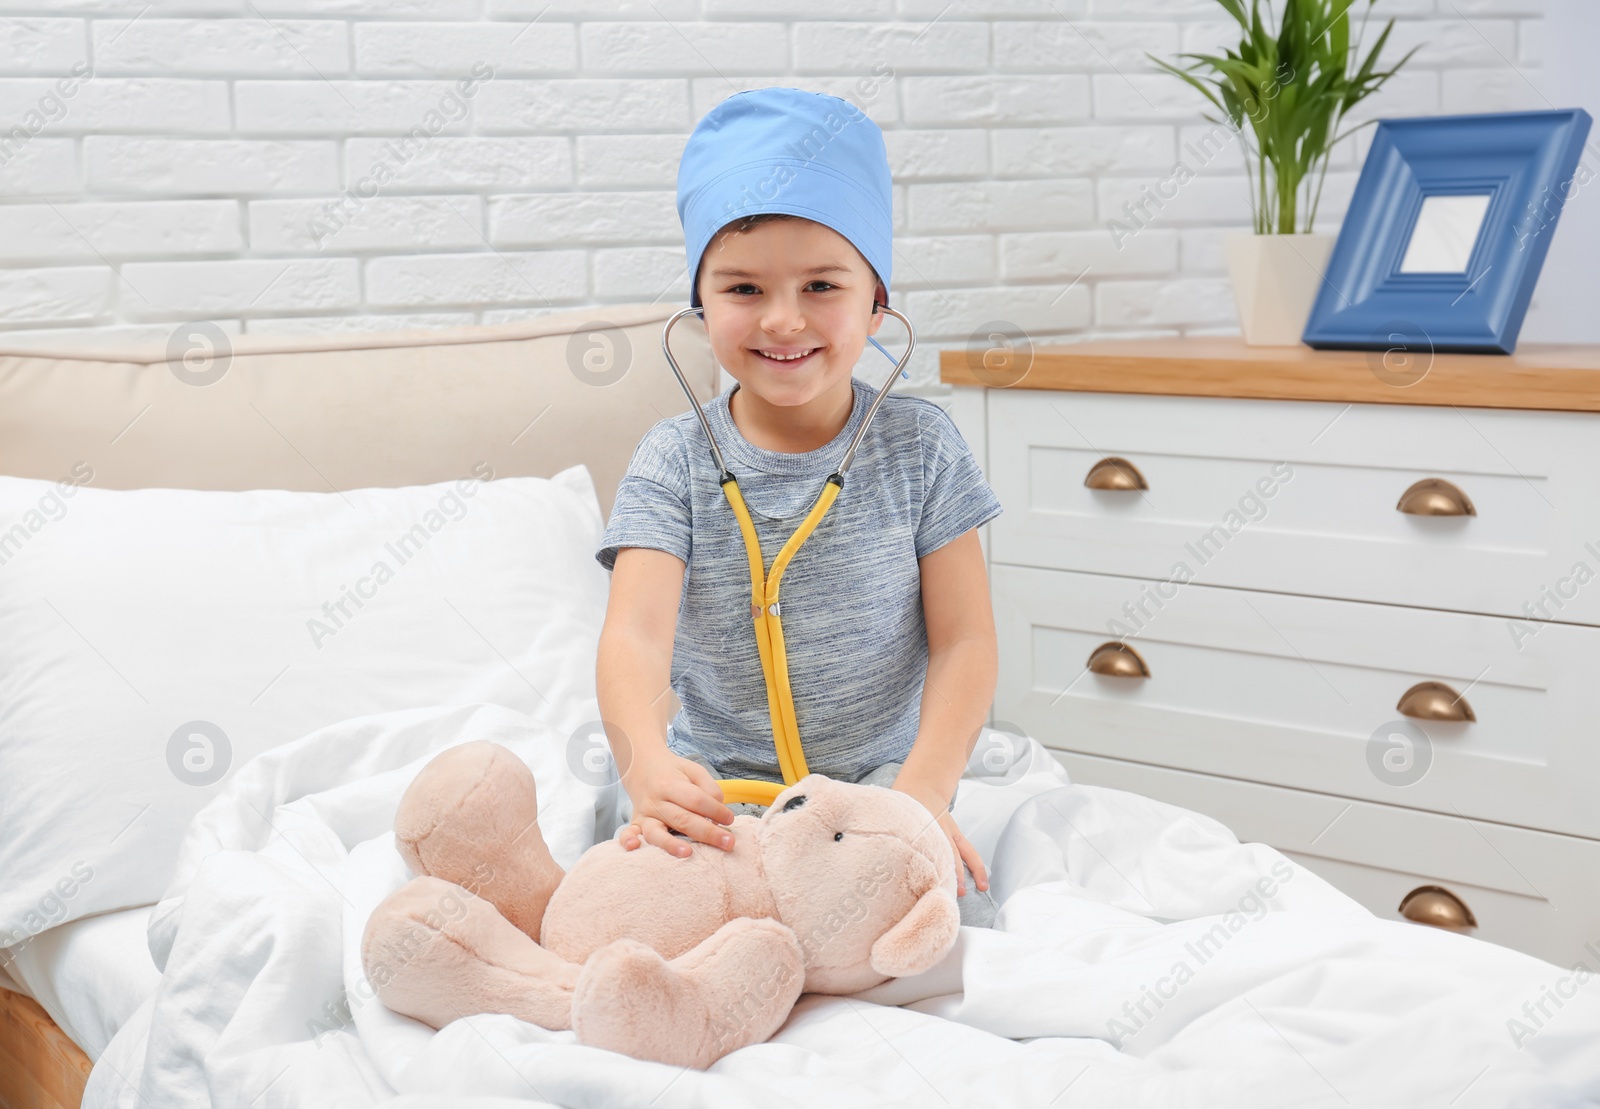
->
[[781, 794, 807, 812]]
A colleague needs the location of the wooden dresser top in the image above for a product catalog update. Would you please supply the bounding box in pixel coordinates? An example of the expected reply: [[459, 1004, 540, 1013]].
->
[[938, 335, 1600, 412]]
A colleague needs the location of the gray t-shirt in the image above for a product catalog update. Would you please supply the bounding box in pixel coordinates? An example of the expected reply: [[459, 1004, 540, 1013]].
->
[[596, 375, 1004, 785]]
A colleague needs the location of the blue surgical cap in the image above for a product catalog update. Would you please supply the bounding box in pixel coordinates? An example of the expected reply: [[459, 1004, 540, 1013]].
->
[[677, 86, 893, 310]]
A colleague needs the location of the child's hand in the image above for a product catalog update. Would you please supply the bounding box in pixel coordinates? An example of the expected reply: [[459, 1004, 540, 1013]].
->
[[893, 783, 989, 898], [618, 750, 736, 858]]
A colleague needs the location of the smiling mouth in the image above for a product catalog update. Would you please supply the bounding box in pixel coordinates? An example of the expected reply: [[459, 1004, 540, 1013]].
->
[[753, 347, 820, 367]]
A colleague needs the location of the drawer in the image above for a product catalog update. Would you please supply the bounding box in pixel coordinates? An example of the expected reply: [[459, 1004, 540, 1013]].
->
[[986, 390, 1600, 625], [1050, 750, 1600, 971], [993, 563, 1600, 839]]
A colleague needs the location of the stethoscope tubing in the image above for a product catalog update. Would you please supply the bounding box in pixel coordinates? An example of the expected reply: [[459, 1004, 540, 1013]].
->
[[655, 301, 917, 803], [659, 302, 917, 481]]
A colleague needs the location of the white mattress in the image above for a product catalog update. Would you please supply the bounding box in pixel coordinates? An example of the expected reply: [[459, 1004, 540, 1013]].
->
[[2, 905, 160, 1060]]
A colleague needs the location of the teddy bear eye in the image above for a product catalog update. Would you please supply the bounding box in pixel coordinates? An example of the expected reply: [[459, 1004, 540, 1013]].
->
[[833, 831, 843, 842]]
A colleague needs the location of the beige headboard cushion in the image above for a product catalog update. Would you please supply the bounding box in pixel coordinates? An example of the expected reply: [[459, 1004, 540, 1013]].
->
[[0, 303, 716, 520]]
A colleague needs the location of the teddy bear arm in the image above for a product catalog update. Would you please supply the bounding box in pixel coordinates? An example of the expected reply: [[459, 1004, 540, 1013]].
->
[[571, 915, 806, 1069]]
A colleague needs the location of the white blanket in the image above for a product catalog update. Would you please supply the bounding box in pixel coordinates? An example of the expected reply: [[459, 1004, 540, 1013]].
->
[[84, 703, 1600, 1108]]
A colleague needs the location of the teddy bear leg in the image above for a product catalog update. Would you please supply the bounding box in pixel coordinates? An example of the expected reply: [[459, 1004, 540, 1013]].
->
[[393, 739, 564, 938], [362, 875, 580, 1032], [570, 916, 806, 1069]]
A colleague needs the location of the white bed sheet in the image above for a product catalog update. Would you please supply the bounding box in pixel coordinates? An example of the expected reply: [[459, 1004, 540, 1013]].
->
[[79, 703, 1600, 1107], [3, 904, 160, 1060]]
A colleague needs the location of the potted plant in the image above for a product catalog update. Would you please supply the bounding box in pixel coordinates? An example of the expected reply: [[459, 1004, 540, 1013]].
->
[[1148, 0, 1419, 345]]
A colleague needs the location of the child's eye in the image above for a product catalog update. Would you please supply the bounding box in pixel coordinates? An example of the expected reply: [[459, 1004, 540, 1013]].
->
[[725, 281, 837, 296]]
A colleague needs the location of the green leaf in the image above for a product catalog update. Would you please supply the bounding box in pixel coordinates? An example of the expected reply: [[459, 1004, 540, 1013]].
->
[[1349, 18, 1394, 90], [1214, 0, 1251, 30], [1328, 2, 1349, 71], [1146, 53, 1232, 118], [1144, 0, 1419, 227]]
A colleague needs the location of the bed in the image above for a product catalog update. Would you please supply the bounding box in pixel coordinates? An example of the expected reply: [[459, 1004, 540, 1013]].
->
[[1, 907, 156, 1105], [0, 304, 711, 1107], [1, 305, 1597, 1109]]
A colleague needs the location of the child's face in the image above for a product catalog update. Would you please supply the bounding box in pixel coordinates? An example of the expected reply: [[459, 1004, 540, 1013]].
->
[[696, 217, 886, 409]]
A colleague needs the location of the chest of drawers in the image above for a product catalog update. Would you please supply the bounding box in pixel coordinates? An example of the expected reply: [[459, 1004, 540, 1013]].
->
[[942, 337, 1600, 969]]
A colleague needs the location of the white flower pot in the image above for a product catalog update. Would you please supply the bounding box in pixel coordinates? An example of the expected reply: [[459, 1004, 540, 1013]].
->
[[1223, 231, 1337, 346]]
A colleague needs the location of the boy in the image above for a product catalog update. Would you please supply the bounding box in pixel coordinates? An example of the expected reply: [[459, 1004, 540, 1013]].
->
[[594, 87, 1003, 926]]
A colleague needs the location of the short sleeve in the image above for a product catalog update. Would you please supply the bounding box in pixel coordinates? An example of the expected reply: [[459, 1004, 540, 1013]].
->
[[595, 422, 694, 571], [914, 402, 1004, 560]]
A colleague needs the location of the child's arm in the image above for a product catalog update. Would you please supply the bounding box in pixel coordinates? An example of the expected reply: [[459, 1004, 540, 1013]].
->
[[892, 528, 997, 895], [597, 546, 735, 857]]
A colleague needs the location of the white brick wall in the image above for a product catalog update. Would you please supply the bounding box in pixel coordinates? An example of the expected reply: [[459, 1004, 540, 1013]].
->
[[0, 0, 1549, 386]]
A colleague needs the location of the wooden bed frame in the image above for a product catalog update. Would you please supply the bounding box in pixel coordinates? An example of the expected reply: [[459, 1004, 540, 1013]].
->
[[0, 987, 91, 1109], [0, 304, 713, 1109]]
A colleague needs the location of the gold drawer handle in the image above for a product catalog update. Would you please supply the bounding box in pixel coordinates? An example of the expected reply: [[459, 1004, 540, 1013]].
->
[[1087, 641, 1149, 678], [1397, 478, 1475, 517], [1399, 885, 1477, 932], [1084, 457, 1147, 491], [1397, 680, 1475, 722]]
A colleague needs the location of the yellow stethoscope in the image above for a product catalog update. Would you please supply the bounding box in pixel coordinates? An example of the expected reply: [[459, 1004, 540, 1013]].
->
[[660, 301, 917, 807]]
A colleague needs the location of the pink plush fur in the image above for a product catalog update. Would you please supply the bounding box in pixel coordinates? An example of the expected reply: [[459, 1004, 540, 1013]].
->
[[362, 740, 961, 1069]]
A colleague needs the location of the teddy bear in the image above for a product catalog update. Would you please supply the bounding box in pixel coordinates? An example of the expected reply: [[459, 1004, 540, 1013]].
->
[[361, 740, 962, 1069]]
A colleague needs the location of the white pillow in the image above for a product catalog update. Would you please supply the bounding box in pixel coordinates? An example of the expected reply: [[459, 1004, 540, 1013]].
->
[[0, 465, 610, 940]]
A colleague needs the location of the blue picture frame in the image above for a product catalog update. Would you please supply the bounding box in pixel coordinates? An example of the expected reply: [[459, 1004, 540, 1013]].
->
[[1301, 108, 1592, 355]]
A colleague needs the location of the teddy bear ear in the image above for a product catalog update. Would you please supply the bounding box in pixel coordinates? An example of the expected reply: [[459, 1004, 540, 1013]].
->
[[868, 885, 961, 978]]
